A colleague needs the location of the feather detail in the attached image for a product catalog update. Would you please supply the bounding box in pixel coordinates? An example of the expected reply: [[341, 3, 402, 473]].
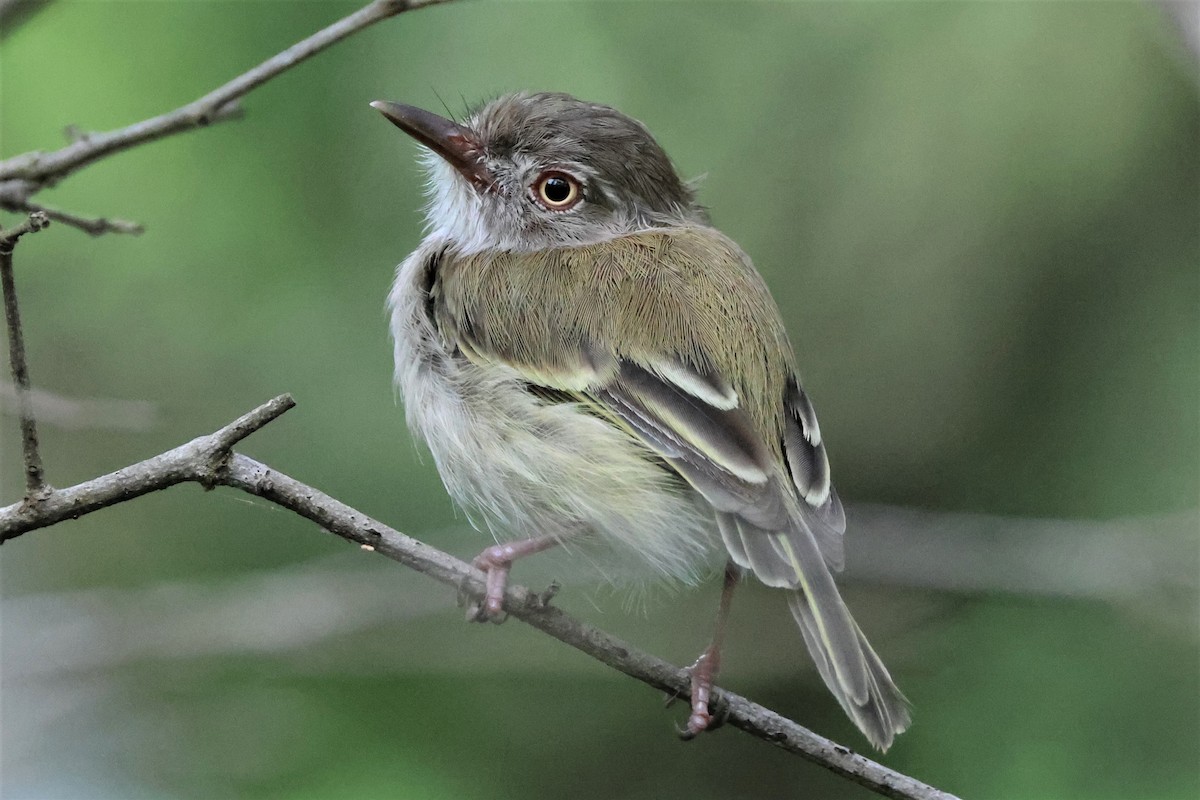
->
[[651, 359, 739, 410], [789, 592, 911, 751], [616, 361, 769, 486], [784, 379, 832, 506], [716, 512, 749, 569], [783, 378, 845, 569], [433, 226, 795, 444], [771, 525, 868, 704]]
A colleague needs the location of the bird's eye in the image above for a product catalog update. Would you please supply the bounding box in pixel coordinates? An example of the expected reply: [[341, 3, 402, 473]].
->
[[532, 171, 581, 211]]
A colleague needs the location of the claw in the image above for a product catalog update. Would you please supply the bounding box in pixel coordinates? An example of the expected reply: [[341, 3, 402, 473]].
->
[[464, 592, 508, 624], [679, 708, 712, 740], [676, 649, 724, 740], [678, 702, 725, 739], [458, 574, 492, 622]]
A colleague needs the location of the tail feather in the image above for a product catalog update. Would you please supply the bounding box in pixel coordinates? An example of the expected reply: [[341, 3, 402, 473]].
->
[[771, 524, 870, 706], [717, 510, 909, 750], [716, 512, 749, 569], [788, 591, 911, 751]]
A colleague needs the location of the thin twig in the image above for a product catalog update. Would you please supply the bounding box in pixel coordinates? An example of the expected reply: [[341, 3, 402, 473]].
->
[[0, 396, 961, 800], [19, 201, 144, 236], [0, 211, 50, 495], [0, 210, 50, 249], [0, 0, 458, 228], [0, 395, 292, 539]]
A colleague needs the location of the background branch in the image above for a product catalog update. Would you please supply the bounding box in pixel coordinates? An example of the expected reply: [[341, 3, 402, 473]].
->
[[0, 397, 961, 800], [0, 381, 158, 431], [0, 0, 457, 233], [1156, 1, 1200, 68], [19, 201, 144, 236], [0, 211, 50, 495], [0, 0, 50, 37], [7, 506, 1189, 684], [846, 505, 1196, 608]]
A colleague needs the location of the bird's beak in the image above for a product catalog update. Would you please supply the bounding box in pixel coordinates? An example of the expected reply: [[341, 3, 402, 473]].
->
[[370, 100, 495, 191]]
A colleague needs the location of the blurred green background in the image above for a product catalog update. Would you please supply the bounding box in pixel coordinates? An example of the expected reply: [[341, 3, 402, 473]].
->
[[2, 1, 1197, 798]]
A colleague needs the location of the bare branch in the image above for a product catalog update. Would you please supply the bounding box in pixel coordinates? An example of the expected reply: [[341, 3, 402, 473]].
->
[[20, 201, 144, 236], [0, 398, 961, 800], [209, 394, 296, 451], [0, 209, 50, 249], [0, 0, 458, 228], [0, 211, 50, 495], [0, 0, 452, 188], [0, 394, 293, 540]]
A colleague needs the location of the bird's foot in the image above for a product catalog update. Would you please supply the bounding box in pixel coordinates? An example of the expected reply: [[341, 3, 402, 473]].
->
[[465, 543, 517, 623], [463, 536, 563, 623], [677, 648, 727, 740]]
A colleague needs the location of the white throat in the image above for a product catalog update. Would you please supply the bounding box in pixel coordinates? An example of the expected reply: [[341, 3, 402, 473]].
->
[[420, 152, 519, 255]]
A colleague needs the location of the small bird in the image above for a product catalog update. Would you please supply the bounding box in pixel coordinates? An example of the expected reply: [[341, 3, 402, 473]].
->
[[373, 92, 910, 750]]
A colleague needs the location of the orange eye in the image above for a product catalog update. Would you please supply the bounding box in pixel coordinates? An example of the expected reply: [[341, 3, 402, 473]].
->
[[533, 171, 581, 210]]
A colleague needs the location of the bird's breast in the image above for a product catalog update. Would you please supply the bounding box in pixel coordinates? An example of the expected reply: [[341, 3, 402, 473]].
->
[[386, 239, 720, 584]]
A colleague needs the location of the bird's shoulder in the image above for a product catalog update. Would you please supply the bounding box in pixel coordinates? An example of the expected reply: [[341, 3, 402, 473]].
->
[[434, 226, 795, 395]]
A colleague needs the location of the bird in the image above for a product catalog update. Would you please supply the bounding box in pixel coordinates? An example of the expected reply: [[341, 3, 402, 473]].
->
[[372, 91, 910, 750]]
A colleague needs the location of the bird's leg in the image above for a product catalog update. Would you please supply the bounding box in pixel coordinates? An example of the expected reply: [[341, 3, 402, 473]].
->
[[681, 562, 741, 739], [468, 534, 562, 622]]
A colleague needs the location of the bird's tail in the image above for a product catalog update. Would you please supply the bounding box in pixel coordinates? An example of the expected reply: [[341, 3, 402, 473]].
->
[[787, 590, 910, 751], [718, 510, 910, 750]]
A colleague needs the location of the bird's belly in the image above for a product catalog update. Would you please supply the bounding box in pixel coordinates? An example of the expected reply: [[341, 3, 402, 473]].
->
[[399, 350, 719, 585]]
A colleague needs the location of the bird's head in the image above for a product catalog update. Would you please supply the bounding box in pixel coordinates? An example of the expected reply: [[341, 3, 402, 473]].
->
[[372, 91, 705, 253]]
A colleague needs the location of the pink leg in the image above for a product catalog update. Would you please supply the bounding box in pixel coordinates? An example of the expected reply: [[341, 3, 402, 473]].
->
[[681, 562, 741, 739], [469, 535, 562, 622]]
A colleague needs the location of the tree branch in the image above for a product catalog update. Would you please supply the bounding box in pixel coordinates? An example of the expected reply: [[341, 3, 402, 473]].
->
[[0, 396, 962, 800], [0, 0, 458, 230], [0, 211, 50, 496], [19, 200, 145, 236], [0, 394, 294, 537]]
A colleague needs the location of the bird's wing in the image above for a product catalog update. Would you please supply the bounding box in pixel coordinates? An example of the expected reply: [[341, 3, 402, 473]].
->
[[596, 356, 790, 531], [782, 376, 847, 567], [588, 352, 904, 746]]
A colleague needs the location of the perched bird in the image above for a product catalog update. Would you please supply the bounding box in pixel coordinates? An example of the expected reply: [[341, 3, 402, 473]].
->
[[373, 92, 910, 750]]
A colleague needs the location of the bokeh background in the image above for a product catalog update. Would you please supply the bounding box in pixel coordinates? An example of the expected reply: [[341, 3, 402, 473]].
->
[[2, 1, 1197, 798]]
